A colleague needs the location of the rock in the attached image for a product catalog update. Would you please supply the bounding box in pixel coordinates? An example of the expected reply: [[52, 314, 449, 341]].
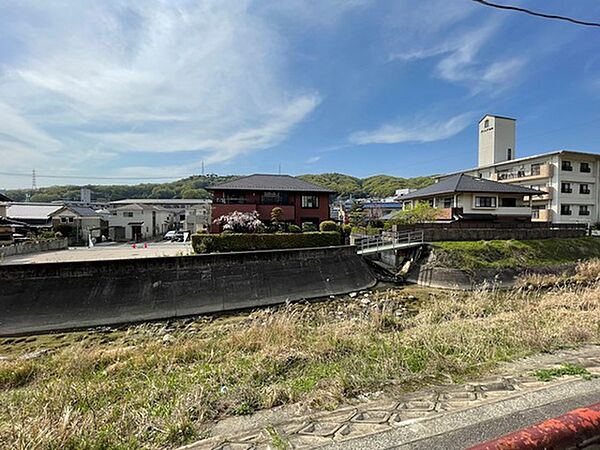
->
[[363, 293, 369, 298], [20, 349, 48, 360], [407, 295, 417, 301], [349, 292, 358, 298], [162, 334, 175, 344], [360, 298, 370, 305]]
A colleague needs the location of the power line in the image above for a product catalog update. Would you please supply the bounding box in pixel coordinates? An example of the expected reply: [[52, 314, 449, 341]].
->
[[471, 0, 600, 28], [0, 171, 195, 181]]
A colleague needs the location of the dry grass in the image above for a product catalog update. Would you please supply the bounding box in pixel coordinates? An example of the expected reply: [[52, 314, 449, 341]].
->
[[1, 275, 600, 449]]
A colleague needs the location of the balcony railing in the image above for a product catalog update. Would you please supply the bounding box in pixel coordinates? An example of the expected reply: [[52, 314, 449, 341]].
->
[[491, 164, 553, 182]]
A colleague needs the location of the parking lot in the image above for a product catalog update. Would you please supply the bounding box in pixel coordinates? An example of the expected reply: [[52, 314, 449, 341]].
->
[[1, 241, 193, 265]]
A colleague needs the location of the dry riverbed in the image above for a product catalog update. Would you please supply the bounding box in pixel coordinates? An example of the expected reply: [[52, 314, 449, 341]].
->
[[1, 264, 600, 449]]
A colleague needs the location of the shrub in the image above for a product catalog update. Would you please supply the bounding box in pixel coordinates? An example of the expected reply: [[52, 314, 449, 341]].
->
[[319, 220, 338, 232], [192, 232, 341, 253], [302, 223, 318, 232], [288, 224, 302, 233]]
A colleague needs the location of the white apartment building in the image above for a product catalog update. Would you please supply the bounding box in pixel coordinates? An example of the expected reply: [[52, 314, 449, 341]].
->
[[442, 114, 600, 225], [108, 199, 211, 240]]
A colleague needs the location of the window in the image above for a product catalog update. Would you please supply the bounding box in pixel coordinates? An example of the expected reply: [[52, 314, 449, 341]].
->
[[560, 204, 572, 216], [580, 184, 590, 194], [261, 191, 282, 204], [507, 148, 512, 160], [443, 197, 452, 208], [475, 196, 496, 208], [301, 195, 319, 208], [123, 212, 134, 218], [501, 197, 517, 207], [562, 160, 573, 171], [179, 214, 185, 221], [68, 217, 74, 223], [531, 163, 541, 176], [580, 162, 591, 173], [579, 205, 590, 216], [484, 119, 489, 128], [561, 182, 572, 194], [60, 217, 67, 223]]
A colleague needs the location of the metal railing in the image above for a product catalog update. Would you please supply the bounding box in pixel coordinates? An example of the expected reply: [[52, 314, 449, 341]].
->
[[357, 230, 424, 253]]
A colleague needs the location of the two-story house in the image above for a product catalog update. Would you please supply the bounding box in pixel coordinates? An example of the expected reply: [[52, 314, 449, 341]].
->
[[207, 174, 335, 232], [440, 115, 600, 225]]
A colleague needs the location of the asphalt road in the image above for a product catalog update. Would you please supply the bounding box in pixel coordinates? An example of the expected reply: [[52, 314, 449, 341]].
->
[[1, 241, 193, 265]]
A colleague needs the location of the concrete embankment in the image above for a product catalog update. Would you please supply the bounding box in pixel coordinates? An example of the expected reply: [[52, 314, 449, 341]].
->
[[406, 263, 576, 290], [0, 245, 375, 336]]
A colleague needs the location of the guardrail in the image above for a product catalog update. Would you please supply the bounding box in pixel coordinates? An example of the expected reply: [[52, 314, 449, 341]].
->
[[357, 230, 424, 253]]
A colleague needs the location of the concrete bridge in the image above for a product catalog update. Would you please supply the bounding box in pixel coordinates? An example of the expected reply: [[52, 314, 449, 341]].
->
[[355, 230, 426, 256]]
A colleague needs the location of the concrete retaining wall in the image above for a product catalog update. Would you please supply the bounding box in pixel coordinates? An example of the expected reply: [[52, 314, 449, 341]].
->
[[392, 227, 586, 242], [0, 238, 68, 259], [407, 263, 576, 290], [0, 245, 375, 336]]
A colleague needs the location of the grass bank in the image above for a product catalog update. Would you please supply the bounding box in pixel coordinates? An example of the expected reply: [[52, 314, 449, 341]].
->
[[432, 236, 600, 270], [1, 265, 600, 449]]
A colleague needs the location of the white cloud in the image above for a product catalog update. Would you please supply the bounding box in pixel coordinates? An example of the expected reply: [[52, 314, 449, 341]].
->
[[349, 112, 473, 145], [307, 155, 321, 164], [0, 0, 320, 182], [386, 0, 525, 92]]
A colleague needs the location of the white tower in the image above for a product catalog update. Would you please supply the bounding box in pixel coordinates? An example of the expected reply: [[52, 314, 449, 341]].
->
[[478, 114, 516, 167]]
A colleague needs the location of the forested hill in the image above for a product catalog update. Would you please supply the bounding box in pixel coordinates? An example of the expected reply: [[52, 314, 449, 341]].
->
[[4, 173, 435, 202]]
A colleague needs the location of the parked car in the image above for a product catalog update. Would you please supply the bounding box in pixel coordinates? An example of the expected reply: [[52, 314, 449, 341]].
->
[[163, 230, 176, 241], [172, 230, 190, 242]]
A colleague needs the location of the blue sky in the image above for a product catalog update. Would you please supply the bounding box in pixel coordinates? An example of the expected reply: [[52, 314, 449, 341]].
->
[[1, 0, 600, 188]]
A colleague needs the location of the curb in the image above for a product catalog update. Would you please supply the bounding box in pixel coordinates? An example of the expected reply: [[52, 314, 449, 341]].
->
[[468, 402, 600, 449]]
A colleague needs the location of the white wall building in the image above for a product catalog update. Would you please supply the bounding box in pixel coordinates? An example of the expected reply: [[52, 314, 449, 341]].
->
[[441, 114, 600, 225], [107, 199, 211, 240]]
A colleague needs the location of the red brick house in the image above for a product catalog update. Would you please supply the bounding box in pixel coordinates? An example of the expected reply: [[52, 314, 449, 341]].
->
[[208, 174, 335, 233]]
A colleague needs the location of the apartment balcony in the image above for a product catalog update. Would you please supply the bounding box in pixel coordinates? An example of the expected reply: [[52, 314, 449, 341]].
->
[[524, 187, 553, 202], [491, 163, 553, 183], [532, 209, 552, 222]]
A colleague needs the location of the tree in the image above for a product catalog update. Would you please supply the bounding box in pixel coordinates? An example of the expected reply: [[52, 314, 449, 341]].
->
[[347, 202, 367, 227], [270, 207, 283, 230], [213, 211, 264, 233], [393, 202, 440, 225], [150, 186, 176, 199]]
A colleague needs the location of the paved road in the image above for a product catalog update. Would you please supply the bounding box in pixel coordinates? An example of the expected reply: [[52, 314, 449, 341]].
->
[[1, 241, 193, 265]]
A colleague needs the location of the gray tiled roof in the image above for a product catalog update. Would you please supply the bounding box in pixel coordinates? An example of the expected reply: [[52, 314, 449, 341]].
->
[[0, 193, 11, 202], [208, 174, 335, 193], [400, 174, 543, 201]]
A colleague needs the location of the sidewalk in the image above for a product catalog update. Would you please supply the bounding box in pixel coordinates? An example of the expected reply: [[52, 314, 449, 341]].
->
[[181, 345, 600, 450]]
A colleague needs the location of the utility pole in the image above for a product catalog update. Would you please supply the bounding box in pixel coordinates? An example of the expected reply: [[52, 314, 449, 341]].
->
[[201, 161, 205, 176], [278, 163, 281, 175]]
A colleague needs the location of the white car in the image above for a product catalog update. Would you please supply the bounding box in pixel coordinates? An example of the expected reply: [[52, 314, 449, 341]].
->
[[163, 230, 176, 241]]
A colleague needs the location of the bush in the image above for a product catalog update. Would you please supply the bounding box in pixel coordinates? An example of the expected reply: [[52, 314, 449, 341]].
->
[[302, 223, 318, 232], [192, 232, 341, 253], [319, 220, 338, 232], [288, 224, 302, 233]]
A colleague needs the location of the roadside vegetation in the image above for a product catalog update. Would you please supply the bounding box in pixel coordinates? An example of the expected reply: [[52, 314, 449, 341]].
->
[[1, 262, 600, 449], [432, 237, 600, 270]]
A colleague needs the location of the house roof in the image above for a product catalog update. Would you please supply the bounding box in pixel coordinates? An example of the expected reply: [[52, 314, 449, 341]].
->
[[113, 203, 172, 212], [110, 198, 211, 205], [400, 174, 543, 201], [52, 205, 103, 218], [7, 203, 63, 220], [207, 174, 335, 193], [0, 193, 12, 202]]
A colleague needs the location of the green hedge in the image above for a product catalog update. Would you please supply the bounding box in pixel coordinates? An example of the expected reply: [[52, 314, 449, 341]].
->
[[192, 231, 342, 253]]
